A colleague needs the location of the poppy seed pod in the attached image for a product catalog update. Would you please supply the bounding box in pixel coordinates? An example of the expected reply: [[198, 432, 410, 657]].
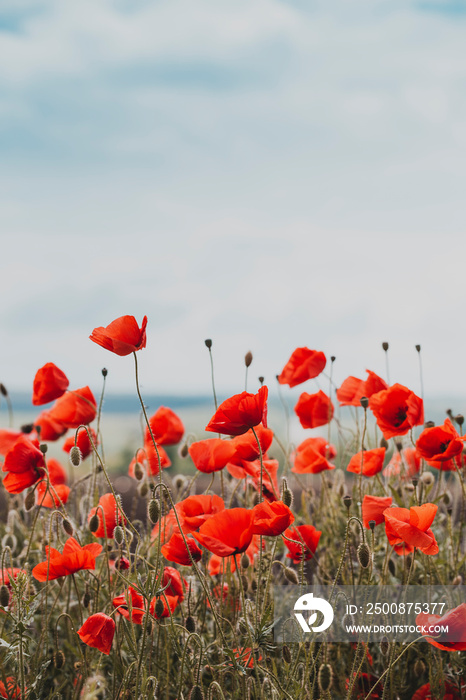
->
[[380, 636, 389, 656], [101, 367, 108, 377], [359, 396, 369, 409], [343, 495, 352, 511], [24, 489, 36, 512], [185, 615, 196, 633], [154, 598, 164, 618], [368, 520, 376, 531], [318, 663, 333, 692], [424, 421, 435, 429], [0, 383, 7, 396], [148, 499, 160, 525], [0, 585, 10, 608], [69, 446, 82, 467], [113, 526, 124, 545], [89, 514, 100, 533], [382, 342, 389, 351], [415, 344, 421, 352], [379, 437, 389, 449], [258, 376, 264, 385], [204, 339, 212, 349], [53, 650, 65, 669], [331, 355, 336, 362], [133, 461, 144, 481], [39, 443, 48, 454], [357, 543, 371, 568], [456, 414, 464, 426]]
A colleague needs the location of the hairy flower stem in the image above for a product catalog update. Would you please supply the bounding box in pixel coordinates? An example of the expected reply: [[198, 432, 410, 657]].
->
[[251, 427, 265, 628], [359, 406, 368, 516], [363, 636, 427, 700]]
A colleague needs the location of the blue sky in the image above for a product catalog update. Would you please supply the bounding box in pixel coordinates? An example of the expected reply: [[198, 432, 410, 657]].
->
[[1, 0, 466, 403]]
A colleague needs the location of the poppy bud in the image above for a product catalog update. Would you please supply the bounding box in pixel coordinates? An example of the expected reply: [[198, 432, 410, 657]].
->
[[258, 376, 264, 385], [241, 554, 250, 569], [138, 481, 149, 498], [190, 686, 204, 700], [379, 437, 388, 449], [414, 659, 425, 677], [39, 443, 48, 454], [421, 472, 434, 486], [404, 483, 415, 493], [148, 499, 160, 525], [456, 414, 464, 426], [204, 339, 212, 349], [0, 585, 9, 608], [83, 590, 91, 608], [368, 520, 376, 531], [251, 578, 258, 591], [134, 461, 144, 481], [343, 495, 352, 511], [154, 598, 164, 618], [412, 477, 418, 487], [284, 567, 299, 585], [62, 519, 74, 536], [53, 650, 65, 669], [179, 443, 189, 458], [282, 488, 293, 508], [244, 351, 253, 368], [24, 489, 36, 512], [113, 525, 124, 545], [69, 446, 82, 467], [359, 396, 369, 409], [174, 475, 186, 490], [241, 575, 249, 592], [185, 615, 196, 633], [388, 559, 396, 576], [89, 513, 100, 533], [318, 663, 333, 692], [382, 342, 389, 351], [380, 636, 389, 656], [452, 575, 463, 585], [357, 543, 370, 568], [102, 368, 108, 377], [282, 644, 292, 664]]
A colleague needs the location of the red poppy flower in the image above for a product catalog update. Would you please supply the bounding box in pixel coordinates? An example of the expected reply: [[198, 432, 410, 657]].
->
[[229, 425, 274, 463], [36, 482, 70, 508], [294, 390, 334, 429], [0, 429, 36, 456], [151, 510, 179, 544], [78, 613, 115, 655], [32, 362, 69, 406], [2, 436, 46, 494], [33, 410, 67, 441], [0, 678, 21, 699], [208, 537, 259, 576], [362, 495, 392, 529], [112, 587, 146, 624], [161, 532, 202, 566], [383, 447, 421, 479], [412, 682, 463, 700], [175, 494, 225, 532], [369, 384, 423, 440], [32, 537, 102, 581], [251, 500, 294, 536], [416, 418, 464, 463], [50, 386, 97, 429], [192, 508, 255, 557], [416, 603, 466, 651], [283, 525, 321, 563], [232, 647, 262, 669], [227, 458, 280, 502], [88, 493, 125, 539], [188, 438, 237, 474], [278, 347, 326, 388], [205, 386, 268, 436], [89, 315, 148, 356], [384, 503, 438, 555], [145, 406, 184, 445], [337, 370, 388, 407], [62, 428, 98, 461], [347, 448, 386, 477], [162, 566, 187, 601], [291, 437, 336, 474]]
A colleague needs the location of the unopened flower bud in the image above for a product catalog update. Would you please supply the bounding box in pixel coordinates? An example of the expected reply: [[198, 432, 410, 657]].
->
[[241, 574, 249, 592], [404, 483, 415, 493], [134, 461, 144, 481], [21, 423, 34, 434], [62, 519, 74, 536], [0, 585, 9, 608], [113, 525, 124, 545], [343, 495, 352, 511], [388, 559, 396, 576], [2, 534, 16, 551], [318, 663, 333, 692], [89, 513, 100, 533], [425, 421, 435, 429], [185, 615, 196, 633], [331, 355, 336, 362], [24, 489, 36, 512], [368, 520, 376, 531], [357, 543, 371, 568], [452, 575, 463, 585], [148, 499, 160, 525], [204, 339, 212, 349], [154, 598, 164, 618], [380, 636, 389, 656], [54, 650, 65, 669], [360, 396, 369, 409], [179, 443, 189, 458], [282, 644, 292, 664], [412, 477, 418, 487], [0, 383, 7, 396], [69, 446, 82, 467], [244, 351, 253, 368], [284, 567, 299, 585], [138, 481, 149, 498], [241, 554, 250, 569], [83, 590, 91, 608], [382, 342, 389, 351], [421, 472, 434, 486], [39, 443, 48, 454]]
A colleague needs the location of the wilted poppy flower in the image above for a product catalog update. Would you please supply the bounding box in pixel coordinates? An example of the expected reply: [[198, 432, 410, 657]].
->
[[50, 386, 97, 429], [2, 436, 46, 494], [383, 447, 421, 479], [416, 603, 466, 651], [291, 437, 336, 474], [88, 493, 125, 539], [161, 532, 202, 566], [175, 494, 225, 532], [63, 428, 98, 461], [294, 390, 334, 429], [145, 406, 184, 445], [0, 678, 21, 699], [283, 525, 321, 563], [362, 495, 393, 529], [416, 418, 464, 463], [337, 370, 388, 407], [78, 613, 115, 655], [205, 386, 268, 436], [412, 682, 463, 700], [33, 410, 67, 442], [192, 508, 255, 557], [112, 587, 146, 624], [278, 347, 326, 388], [227, 458, 279, 502], [384, 503, 438, 556], [347, 448, 386, 477], [229, 425, 274, 463], [251, 500, 294, 536], [32, 537, 102, 581], [188, 439, 237, 474], [369, 384, 423, 440], [32, 362, 69, 406], [89, 315, 148, 356]]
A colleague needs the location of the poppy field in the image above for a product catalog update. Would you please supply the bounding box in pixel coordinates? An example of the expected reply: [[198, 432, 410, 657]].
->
[[0, 315, 465, 699]]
